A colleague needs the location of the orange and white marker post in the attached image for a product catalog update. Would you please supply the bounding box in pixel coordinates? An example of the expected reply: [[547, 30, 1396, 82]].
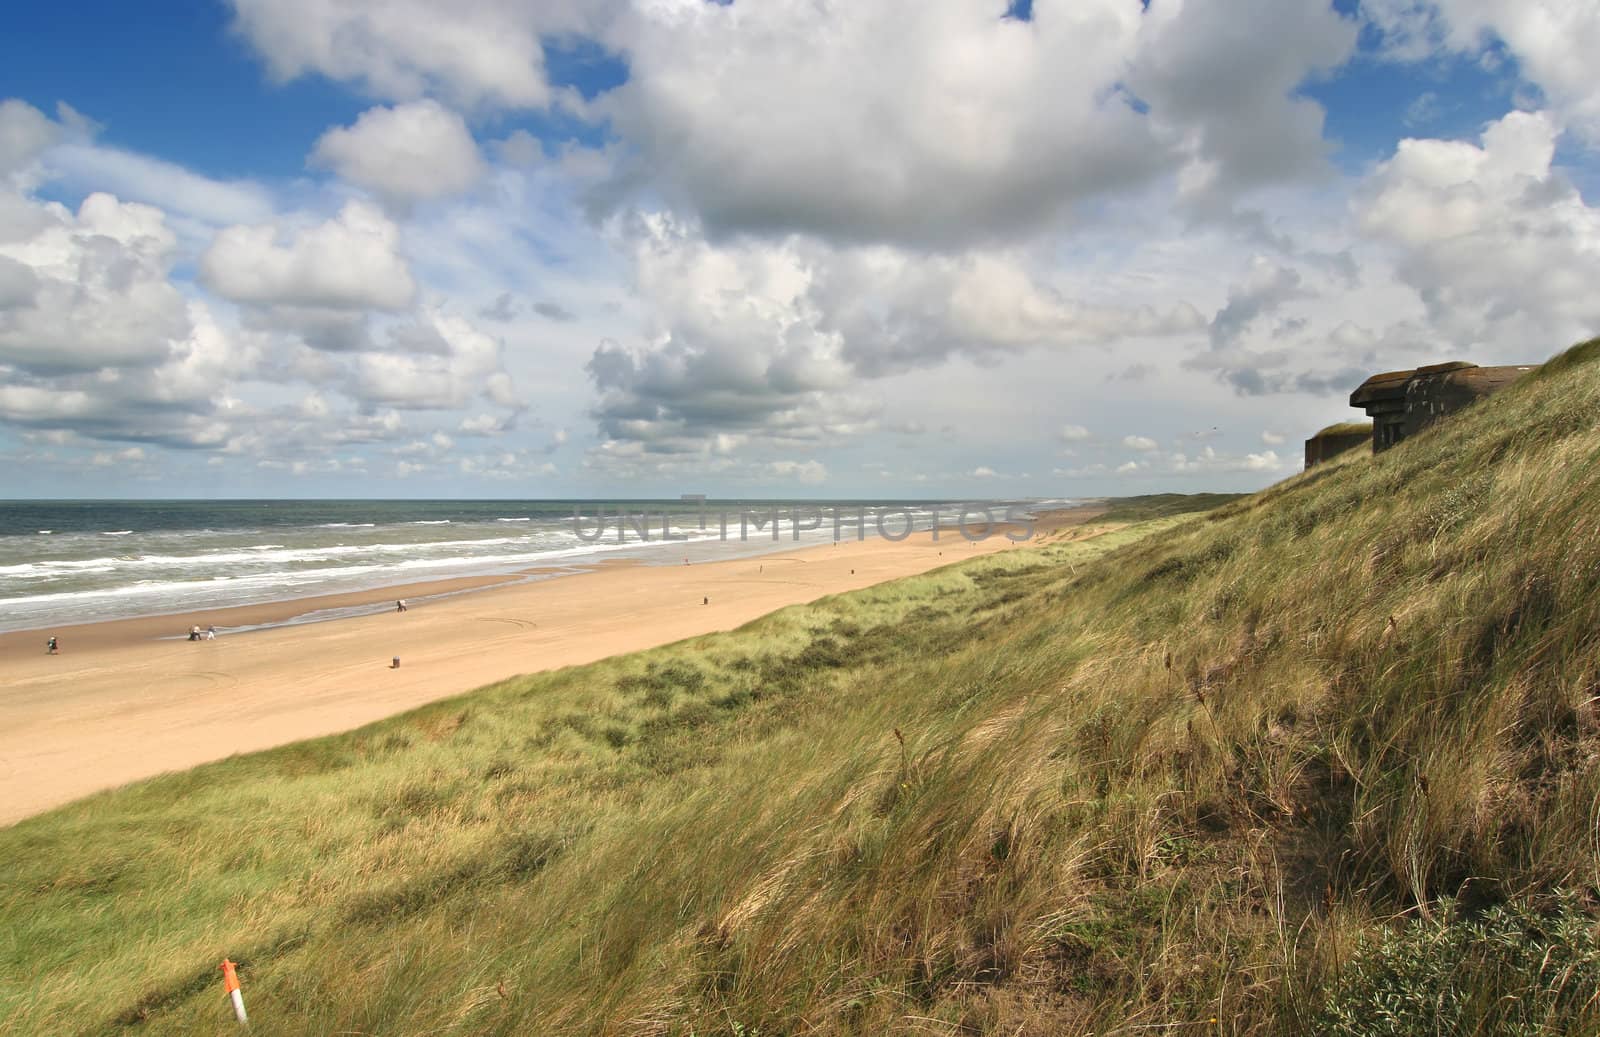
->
[[220, 959, 248, 1023]]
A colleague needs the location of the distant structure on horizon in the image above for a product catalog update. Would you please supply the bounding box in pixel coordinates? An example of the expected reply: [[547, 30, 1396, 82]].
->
[[1346, 360, 1537, 455]]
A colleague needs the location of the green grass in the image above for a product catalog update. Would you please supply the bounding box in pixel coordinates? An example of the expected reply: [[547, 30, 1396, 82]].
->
[[1310, 421, 1372, 438], [5, 338, 1600, 1035], [1096, 492, 1248, 522]]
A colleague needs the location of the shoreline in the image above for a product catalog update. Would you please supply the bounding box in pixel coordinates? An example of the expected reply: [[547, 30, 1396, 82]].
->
[[0, 563, 645, 655], [0, 571, 528, 654], [0, 507, 1103, 825], [0, 505, 1082, 644]]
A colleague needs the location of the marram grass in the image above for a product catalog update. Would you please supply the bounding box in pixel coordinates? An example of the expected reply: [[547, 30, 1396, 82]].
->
[[5, 339, 1600, 1035]]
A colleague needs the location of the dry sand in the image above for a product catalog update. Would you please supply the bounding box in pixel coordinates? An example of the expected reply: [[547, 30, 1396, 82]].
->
[[0, 508, 1102, 825]]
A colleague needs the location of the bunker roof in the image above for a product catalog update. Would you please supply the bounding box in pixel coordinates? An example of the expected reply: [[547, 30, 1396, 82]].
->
[[1349, 368, 1421, 407]]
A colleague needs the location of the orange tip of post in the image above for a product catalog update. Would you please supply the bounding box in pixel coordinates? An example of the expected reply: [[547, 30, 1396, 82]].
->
[[221, 959, 241, 992]]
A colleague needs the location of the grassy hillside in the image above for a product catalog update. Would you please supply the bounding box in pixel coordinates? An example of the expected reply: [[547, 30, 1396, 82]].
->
[[1096, 492, 1248, 522], [5, 339, 1600, 1035]]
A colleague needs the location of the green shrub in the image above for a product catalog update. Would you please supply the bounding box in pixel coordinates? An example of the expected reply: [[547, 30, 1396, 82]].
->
[[1319, 894, 1600, 1036]]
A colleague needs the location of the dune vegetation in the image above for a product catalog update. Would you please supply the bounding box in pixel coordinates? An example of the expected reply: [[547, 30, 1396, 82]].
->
[[5, 339, 1600, 1035], [1309, 421, 1374, 439]]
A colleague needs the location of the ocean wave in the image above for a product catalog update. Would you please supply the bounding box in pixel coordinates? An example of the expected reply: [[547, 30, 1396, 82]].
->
[[0, 534, 580, 580], [0, 557, 138, 575], [0, 563, 119, 578], [0, 520, 866, 585], [409, 520, 452, 525], [496, 517, 531, 522], [0, 530, 729, 609], [317, 522, 377, 528], [101, 530, 133, 536], [0, 524, 844, 635]]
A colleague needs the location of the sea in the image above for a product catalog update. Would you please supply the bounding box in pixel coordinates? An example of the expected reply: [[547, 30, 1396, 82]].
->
[[0, 499, 1069, 635]]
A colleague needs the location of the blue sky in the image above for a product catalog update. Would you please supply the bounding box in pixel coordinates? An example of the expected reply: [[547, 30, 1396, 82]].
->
[[1, 0, 1597, 498], [4, 2, 356, 179], [2, 3, 627, 180], [1309, 48, 1516, 168]]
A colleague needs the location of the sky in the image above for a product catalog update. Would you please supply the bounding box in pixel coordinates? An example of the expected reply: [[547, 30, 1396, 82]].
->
[[1, 0, 1597, 499]]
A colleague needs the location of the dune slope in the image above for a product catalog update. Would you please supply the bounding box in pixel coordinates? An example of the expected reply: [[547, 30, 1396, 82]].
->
[[5, 341, 1600, 1035]]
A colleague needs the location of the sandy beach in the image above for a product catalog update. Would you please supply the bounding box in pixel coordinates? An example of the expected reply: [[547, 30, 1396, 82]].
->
[[0, 508, 1101, 825]]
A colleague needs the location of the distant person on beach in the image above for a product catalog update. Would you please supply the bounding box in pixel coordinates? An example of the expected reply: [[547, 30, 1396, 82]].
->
[[46, 636, 58, 654], [703, 596, 709, 605], [391, 656, 401, 668], [206, 625, 216, 641], [396, 599, 407, 612], [189, 625, 201, 642]]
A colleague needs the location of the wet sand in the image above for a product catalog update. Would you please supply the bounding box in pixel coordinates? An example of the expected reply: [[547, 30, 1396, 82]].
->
[[0, 508, 1103, 825]]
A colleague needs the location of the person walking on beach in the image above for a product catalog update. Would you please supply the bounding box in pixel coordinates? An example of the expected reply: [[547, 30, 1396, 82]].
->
[[46, 636, 58, 654], [205, 625, 217, 641], [396, 599, 407, 613], [189, 625, 201, 642]]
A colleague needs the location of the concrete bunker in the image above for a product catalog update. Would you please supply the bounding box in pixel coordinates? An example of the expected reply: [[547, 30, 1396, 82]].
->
[[1303, 422, 1372, 469], [1348, 361, 1536, 453]]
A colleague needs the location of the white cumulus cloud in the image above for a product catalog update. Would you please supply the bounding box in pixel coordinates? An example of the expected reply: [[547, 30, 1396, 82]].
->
[[227, 0, 605, 110], [1355, 109, 1600, 351], [0, 192, 189, 374], [1364, 0, 1600, 140], [311, 100, 485, 205], [201, 200, 416, 311], [352, 311, 514, 411], [0, 99, 60, 176]]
